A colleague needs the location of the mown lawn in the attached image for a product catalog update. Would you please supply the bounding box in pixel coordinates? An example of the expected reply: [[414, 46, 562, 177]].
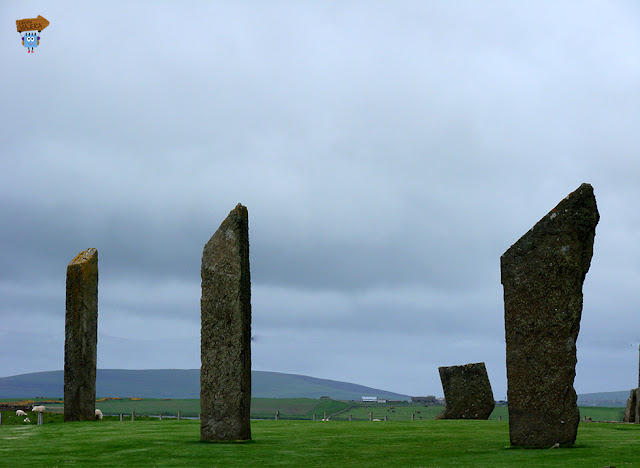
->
[[1, 419, 639, 467]]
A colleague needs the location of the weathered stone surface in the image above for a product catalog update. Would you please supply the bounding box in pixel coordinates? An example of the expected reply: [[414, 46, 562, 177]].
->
[[502, 183, 599, 447], [64, 248, 98, 422], [623, 388, 637, 423], [200, 204, 251, 441], [435, 362, 495, 420]]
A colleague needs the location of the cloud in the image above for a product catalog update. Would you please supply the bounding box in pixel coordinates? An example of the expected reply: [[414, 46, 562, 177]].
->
[[1, 1, 639, 399]]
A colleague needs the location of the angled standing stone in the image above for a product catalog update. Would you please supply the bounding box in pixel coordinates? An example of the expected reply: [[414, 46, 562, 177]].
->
[[64, 248, 98, 422], [435, 362, 495, 420], [200, 204, 251, 441], [623, 388, 637, 423], [502, 183, 599, 447]]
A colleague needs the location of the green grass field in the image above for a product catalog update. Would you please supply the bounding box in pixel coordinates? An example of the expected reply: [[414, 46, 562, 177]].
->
[[1, 418, 639, 467], [333, 402, 622, 423]]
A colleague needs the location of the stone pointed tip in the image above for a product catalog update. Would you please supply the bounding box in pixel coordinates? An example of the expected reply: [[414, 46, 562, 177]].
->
[[548, 183, 598, 220], [231, 203, 248, 218], [564, 183, 594, 199]]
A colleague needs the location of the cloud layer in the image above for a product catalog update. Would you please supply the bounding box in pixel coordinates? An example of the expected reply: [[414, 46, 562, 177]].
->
[[1, 1, 639, 397]]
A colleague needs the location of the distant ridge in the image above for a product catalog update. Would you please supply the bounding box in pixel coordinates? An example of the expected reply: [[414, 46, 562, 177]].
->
[[0, 369, 411, 401], [577, 390, 630, 408]]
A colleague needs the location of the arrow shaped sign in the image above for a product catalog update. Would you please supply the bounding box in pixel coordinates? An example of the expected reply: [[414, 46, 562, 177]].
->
[[16, 15, 50, 33]]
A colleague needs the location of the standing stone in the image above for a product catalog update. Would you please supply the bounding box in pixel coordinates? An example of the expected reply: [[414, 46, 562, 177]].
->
[[200, 204, 251, 441], [435, 362, 495, 420], [64, 248, 98, 422], [623, 388, 637, 423], [502, 183, 599, 447]]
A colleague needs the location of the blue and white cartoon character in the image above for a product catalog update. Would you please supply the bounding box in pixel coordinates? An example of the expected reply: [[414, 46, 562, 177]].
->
[[22, 31, 40, 53]]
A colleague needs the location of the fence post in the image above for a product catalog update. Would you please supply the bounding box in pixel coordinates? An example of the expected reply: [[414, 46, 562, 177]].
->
[[120, 413, 123, 422], [499, 415, 502, 421], [131, 411, 135, 422], [369, 412, 373, 421], [178, 411, 182, 421], [349, 414, 353, 421], [0, 412, 2, 425], [159, 414, 162, 421], [313, 414, 316, 421], [412, 413, 415, 421], [275, 411, 279, 420], [324, 411, 328, 421], [384, 415, 387, 422], [37, 412, 43, 425]]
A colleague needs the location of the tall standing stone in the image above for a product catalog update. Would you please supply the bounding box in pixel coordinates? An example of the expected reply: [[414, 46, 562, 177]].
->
[[200, 204, 251, 441], [64, 248, 98, 422], [501, 183, 599, 447], [435, 362, 495, 420]]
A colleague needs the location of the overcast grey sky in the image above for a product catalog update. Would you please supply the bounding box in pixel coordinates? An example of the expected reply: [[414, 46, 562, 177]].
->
[[1, 1, 639, 399]]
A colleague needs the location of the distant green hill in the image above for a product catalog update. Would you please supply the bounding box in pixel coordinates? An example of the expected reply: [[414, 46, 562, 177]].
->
[[0, 369, 411, 401], [577, 390, 631, 408]]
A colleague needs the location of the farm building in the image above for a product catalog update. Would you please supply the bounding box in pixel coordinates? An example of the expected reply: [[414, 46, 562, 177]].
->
[[361, 396, 378, 403]]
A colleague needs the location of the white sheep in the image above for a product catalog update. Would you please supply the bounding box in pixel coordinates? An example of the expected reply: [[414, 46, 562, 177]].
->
[[24, 417, 30, 423], [32, 405, 46, 413], [16, 410, 27, 417], [95, 409, 103, 420]]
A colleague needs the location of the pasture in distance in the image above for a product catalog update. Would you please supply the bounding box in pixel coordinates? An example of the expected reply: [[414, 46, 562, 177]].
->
[[3, 397, 624, 422]]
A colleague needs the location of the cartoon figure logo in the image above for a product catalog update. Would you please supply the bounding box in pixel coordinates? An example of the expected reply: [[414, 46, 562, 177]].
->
[[16, 15, 49, 54], [22, 31, 40, 53]]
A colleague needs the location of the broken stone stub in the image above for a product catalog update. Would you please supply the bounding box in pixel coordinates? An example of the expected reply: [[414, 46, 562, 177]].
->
[[200, 203, 252, 441], [64, 248, 98, 422], [435, 362, 495, 420], [502, 183, 599, 447], [623, 388, 637, 423]]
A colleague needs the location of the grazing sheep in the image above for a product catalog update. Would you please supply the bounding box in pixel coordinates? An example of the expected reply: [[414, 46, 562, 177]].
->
[[95, 409, 103, 420], [32, 405, 45, 413], [24, 418, 30, 423], [16, 410, 27, 417]]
